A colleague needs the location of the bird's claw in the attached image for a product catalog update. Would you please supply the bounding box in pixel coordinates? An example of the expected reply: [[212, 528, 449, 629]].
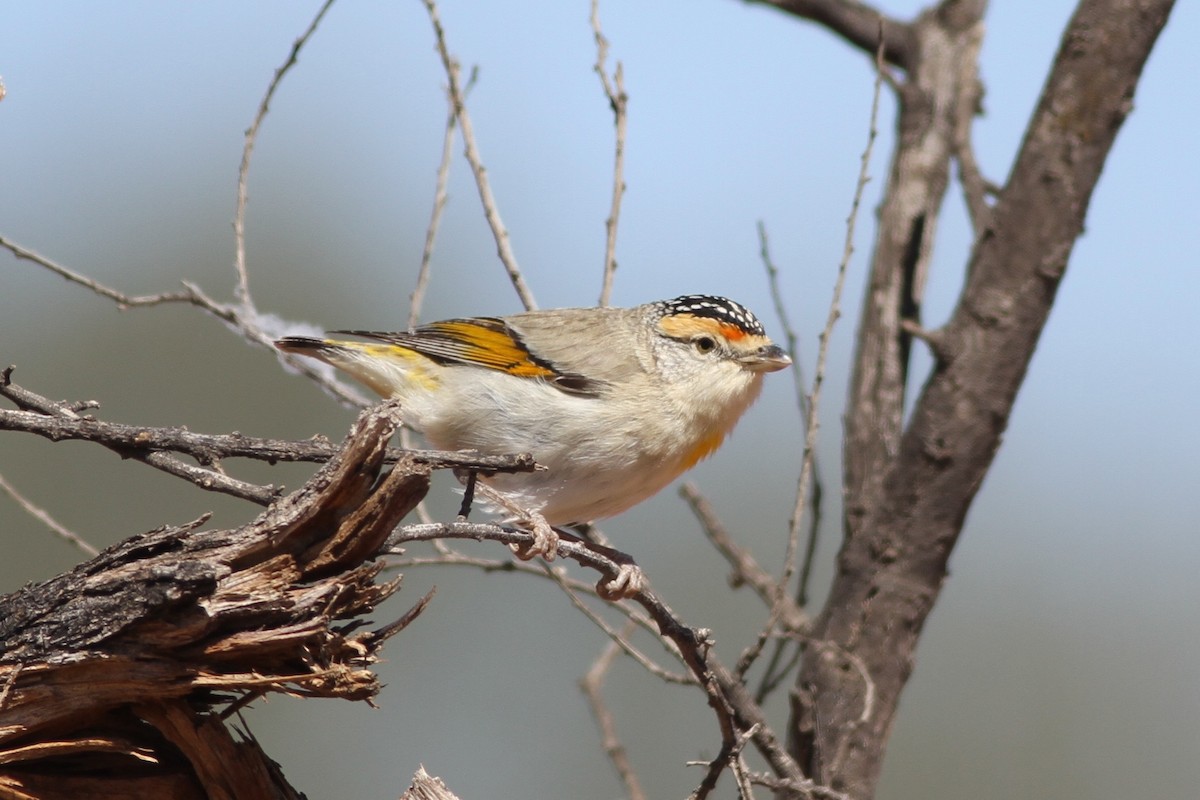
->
[[597, 563, 646, 600], [508, 511, 560, 562]]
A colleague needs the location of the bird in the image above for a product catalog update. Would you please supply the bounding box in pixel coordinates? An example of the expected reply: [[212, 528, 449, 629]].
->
[[276, 294, 790, 592]]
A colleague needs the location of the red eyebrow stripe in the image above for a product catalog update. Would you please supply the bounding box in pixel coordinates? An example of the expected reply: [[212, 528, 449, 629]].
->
[[718, 322, 748, 341]]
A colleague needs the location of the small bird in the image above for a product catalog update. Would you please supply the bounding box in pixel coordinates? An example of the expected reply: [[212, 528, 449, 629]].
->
[[276, 295, 789, 579]]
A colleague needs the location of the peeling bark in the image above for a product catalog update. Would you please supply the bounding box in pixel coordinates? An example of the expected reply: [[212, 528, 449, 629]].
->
[[0, 401, 434, 799]]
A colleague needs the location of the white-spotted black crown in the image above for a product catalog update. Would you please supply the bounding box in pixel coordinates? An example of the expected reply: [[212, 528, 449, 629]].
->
[[658, 295, 766, 337]]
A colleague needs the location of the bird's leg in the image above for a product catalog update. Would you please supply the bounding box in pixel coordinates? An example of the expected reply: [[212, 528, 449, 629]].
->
[[456, 469, 479, 520], [475, 483, 559, 562]]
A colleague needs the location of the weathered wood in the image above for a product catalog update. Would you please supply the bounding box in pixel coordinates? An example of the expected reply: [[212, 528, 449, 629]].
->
[[400, 767, 463, 800], [0, 400, 433, 799]]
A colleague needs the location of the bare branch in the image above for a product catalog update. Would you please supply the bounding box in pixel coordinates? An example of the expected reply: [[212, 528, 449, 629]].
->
[[0, 236, 198, 308], [747, 0, 913, 69], [758, 223, 825, 607], [742, 26, 885, 680], [0, 371, 535, 505], [591, 0, 628, 307], [408, 70, 478, 331], [580, 635, 649, 800], [544, 561, 696, 684], [234, 0, 338, 308], [0, 371, 279, 504], [0, 472, 99, 557], [1, 235, 369, 406], [421, 0, 538, 311], [753, 638, 803, 704], [387, 520, 806, 796], [841, 1, 984, 547], [388, 547, 694, 684], [679, 482, 808, 632], [792, 25, 885, 544]]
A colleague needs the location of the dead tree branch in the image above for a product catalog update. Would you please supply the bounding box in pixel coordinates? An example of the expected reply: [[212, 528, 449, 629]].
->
[[1, 369, 534, 505], [747, 0, 914, 68], [0, 401, 433, 797]]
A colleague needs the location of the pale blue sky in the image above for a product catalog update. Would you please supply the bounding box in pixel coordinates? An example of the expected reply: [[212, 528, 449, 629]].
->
[[2, 2, 1198, 798]]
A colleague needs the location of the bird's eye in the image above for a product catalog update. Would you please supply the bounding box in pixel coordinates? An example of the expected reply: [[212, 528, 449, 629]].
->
[[694, 336, 717, 354]]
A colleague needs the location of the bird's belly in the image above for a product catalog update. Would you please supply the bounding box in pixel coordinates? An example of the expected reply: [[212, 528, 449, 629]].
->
[[479, 449, 684, 525], [410, 372, 730, 525]]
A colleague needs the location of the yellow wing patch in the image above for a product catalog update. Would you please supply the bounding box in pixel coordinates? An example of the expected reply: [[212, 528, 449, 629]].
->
[[420, 320, 558, 378], [333, 318, 561, 380]]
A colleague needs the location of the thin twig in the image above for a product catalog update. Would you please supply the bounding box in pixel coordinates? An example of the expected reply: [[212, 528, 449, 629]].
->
[[1, 372, 534, 505], [744, 771, 854, 800], [758, 222, 805, 413], [591, 0, 628, 307], [0, 379, 533, 472], [0, 372, 279, 505], [0, 236, 198, 308], [758, 222, 825, 608], [408, 69, 478, 331], [678, 482, 807, 632], [581, 634, 648, 800], [541, 561, 695, 684], [0, 472, 99, 556], [739, 26, 887, 681], [1, 235, 368, 405], [754, 639, 804, 705], [731, 723, 762, 800], [234, 0, 338, 308], [387, 521, 806, 796], [421, 0, 537, 311], [389, 549, 691, 683]]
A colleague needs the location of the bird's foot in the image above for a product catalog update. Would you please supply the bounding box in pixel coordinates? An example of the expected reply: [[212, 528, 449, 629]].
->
[[597, 563, 646, 600], [476, 483, 560, 562]]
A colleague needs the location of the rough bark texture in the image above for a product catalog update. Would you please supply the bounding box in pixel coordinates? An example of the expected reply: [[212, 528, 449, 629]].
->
[[0, 401, 433, 799], [841, 0, 986, 545], [783, 0, 1176, 796]]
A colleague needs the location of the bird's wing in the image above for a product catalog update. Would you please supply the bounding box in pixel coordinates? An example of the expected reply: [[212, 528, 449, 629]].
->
[[336, 317, 606, 397]]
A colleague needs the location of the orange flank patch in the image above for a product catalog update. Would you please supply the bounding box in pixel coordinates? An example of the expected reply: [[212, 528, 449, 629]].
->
[[680, 429, 727, 472]]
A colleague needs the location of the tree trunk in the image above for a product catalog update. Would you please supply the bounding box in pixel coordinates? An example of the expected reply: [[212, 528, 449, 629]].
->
[[785, 0, 1176, 796]]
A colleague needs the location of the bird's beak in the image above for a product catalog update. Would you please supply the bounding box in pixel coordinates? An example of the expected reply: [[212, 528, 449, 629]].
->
[[737, 343, 792, 373]]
